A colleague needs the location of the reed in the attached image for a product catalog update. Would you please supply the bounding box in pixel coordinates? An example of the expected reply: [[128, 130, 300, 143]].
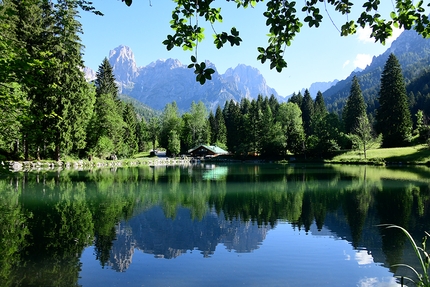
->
[[380, 224, 430, 286]]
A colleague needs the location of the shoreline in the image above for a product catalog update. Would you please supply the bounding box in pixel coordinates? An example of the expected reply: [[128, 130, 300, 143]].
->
[[0, 157, 193, 173]]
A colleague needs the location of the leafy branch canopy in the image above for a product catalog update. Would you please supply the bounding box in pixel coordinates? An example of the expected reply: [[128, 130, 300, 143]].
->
[[93, 0, 430, 83]]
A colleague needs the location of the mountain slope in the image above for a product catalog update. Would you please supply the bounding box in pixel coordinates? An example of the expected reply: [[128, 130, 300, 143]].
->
[[323, 30, 430, 114]]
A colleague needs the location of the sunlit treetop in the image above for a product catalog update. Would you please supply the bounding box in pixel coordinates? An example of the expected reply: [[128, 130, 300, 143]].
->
[[90, 0, 430, 84]]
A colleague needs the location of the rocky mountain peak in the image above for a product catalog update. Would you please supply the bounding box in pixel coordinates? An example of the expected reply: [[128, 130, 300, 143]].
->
[[85, 45, 282, 111], [82, 66, 96, 82], [108, 45, 139, 86], [223, 64, 278, 99]]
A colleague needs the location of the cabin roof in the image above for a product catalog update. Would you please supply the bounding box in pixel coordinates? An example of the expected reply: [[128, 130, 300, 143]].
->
[[189, 145, 228, 155]]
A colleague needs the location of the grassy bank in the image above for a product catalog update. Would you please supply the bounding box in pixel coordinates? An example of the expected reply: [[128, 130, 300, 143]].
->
[[328, 144, 430, 165]]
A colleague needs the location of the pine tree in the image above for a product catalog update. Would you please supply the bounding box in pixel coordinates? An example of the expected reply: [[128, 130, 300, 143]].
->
[[301, 89, 314, 138], [122, 102, 139, 156], [288, 91, 303, 107], [0, 1, 30, 156], [6, 0, 53, 159], [223, 100, 241, 154], [376, 54, 412, 147], [343, 76, 367, 134], [214, 106, 227, 148], [249, 98, 263, 154], [208, 110, 216, 144], [88, 56, 125, 158], [95, 57, 118, 99], [314, 91, 327, 118], [209, 106, 227, 148]]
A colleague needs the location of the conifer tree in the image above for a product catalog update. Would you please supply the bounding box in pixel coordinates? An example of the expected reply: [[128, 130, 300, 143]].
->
[[208, 110, 216, 144], [223, 100, 241, 154], [288, 91, 303, 107], [343, 76, 367, 134], [209, 106, 227, 148], [249, 98, 263, 154], [95, 57, 118, 99], [88, 57, 125, 157], [376, 54, 412, 147], [314, 91, 327, 118], [301, 89, 314, 138], [122, 102, 139, 156]]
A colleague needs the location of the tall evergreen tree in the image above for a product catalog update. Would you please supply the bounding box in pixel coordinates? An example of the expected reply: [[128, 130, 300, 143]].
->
[[0, 1, 31, 157], [343, 76, 367, 134], [122, 102, 139, 156], [288, 91, 303, 107], [268, 94, 280, 117], [95, 57, 118, 99], [314, 91, 327, 118], [209, 106, 227, 148], [223, 100, 241, 154], [88, 57, 125, 158], [301, 89, 314, 138], [376, 54, 412, 147], [249, 98, 263, 154], [208, 110, 216, 144]]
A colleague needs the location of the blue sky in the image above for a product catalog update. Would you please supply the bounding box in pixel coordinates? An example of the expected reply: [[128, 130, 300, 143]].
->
[[79, 1, 403, 97]]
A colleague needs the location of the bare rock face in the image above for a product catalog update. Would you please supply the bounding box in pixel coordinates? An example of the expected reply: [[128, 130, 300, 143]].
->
[[82, 67, 96, 82], [86, 45, 283, 111], [108, 45, 140, 93]]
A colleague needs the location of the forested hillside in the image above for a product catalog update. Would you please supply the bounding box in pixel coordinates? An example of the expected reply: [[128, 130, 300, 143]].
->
[[323, 30, 430, 116]]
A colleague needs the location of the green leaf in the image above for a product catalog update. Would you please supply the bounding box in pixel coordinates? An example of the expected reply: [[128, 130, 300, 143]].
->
[[191, 55, 197, 63], [206, 68, 215, 74]]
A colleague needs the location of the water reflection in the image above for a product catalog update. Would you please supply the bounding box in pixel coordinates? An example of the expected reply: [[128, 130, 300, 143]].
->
[[1, 164, 430, 286], [108, 207, 270, 272]]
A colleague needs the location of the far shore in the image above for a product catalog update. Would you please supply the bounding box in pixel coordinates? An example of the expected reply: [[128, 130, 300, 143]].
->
[[1, 144, 430, 173]]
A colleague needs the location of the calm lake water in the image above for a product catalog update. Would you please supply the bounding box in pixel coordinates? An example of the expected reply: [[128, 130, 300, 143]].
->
[[1, 163, 430, 286]]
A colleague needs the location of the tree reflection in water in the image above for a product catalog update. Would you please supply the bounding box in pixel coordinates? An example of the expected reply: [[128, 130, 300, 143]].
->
[[0, 164, 430, 285]]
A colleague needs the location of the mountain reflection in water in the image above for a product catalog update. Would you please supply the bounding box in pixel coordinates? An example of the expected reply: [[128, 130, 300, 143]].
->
[[109, 206, 269, 272]]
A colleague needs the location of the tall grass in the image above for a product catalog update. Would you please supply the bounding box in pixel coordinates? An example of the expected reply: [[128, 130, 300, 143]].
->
[[380, 224, 430, 286]]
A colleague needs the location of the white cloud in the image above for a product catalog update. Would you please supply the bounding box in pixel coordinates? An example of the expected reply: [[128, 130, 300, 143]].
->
[[386, 27, 404, 44], [354, 54, 373, 69], [355, 250, 374, 265], [357, 26, 374, 43], [357, 277, 400, 287], [357, 26, 404, 44], [343, 60, 350, 68]]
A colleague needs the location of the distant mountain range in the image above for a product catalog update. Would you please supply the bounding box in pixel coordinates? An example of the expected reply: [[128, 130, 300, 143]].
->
[[84, 28, 430, 114], [85, 45, 284, 111]]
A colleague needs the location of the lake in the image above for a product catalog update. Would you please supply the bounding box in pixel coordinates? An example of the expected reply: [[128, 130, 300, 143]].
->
[[1, 163, 430, 286]]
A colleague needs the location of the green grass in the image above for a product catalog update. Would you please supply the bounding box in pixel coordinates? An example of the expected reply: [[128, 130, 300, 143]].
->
[[329, 144, 430, 165]]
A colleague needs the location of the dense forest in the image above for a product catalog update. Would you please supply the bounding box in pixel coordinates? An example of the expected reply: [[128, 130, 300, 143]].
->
[[1, 0, 430, 161]]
